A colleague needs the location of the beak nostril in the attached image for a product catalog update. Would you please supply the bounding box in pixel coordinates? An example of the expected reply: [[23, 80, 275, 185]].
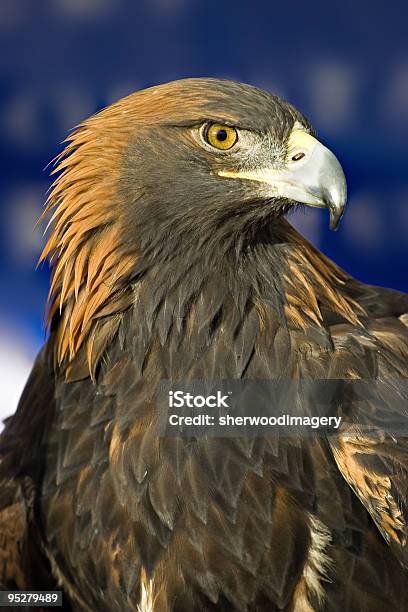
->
[[291, 152, 305, 162]]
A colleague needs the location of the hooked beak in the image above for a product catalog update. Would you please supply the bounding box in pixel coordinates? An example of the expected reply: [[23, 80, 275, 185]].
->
[[218, 129, 347, 230]]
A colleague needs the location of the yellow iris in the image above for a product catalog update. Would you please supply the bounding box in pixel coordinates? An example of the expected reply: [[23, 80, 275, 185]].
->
[[204, 123, 238, 150]]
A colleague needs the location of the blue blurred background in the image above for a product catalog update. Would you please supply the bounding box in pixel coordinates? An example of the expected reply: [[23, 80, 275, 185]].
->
[[1, 0, 407, 421]]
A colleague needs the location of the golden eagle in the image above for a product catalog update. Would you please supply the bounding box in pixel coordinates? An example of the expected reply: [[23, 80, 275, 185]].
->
[[1, 78, 408, 611]]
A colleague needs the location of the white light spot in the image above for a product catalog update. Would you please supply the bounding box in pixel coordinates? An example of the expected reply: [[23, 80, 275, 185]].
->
[[305, 62, 357, 131], [0, 330, 35, 431], [144, 0, 189, 16], [2, 94, 43, 150], [0, 0, 26, 30], [383, 63, 408, 124], [343, 193, 382, 250], [7, 185, 46, 265], [53, 0, 115, 19], [53, 87, 95, 132]]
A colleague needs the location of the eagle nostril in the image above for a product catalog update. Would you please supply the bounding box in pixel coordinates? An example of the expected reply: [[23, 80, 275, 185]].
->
[[291, 152, 305, 162]]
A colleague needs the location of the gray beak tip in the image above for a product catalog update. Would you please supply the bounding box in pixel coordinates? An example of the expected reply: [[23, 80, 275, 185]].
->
[[329, 208, 344, 231], [325, 175, 347, 231]]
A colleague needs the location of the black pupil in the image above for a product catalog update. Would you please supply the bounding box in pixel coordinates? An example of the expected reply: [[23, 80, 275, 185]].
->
[[216, 129, 228, 142]]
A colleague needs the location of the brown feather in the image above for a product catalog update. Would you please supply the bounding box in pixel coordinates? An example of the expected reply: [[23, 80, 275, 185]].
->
[[38, 106, 138, 374]]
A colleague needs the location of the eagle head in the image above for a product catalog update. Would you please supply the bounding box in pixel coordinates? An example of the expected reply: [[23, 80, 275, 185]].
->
[[39, 78, 348, 370]]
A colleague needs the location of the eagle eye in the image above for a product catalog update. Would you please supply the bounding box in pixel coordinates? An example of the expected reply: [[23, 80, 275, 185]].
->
[[202, 123, 238, 151]]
